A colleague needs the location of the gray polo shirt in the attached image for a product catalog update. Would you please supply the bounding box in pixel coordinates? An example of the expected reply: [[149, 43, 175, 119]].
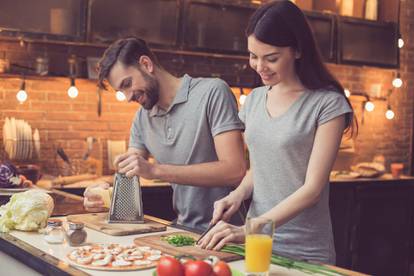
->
[[129, 74, 244, 231]]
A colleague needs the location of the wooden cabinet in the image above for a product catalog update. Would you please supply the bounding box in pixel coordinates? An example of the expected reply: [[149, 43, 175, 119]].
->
[[330, 179, 414, 276], [0, 0, 87, 41], [87, 0, 179, 46], [305, 11, 336, 63], [351, 183, 414, 275], [182, 1, 255, 54], [329, 183, 355, 268], [338, 17, 399, 68]]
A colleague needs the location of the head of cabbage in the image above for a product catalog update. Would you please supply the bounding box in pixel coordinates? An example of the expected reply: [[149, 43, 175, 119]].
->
[[0, 190, 54, 232]]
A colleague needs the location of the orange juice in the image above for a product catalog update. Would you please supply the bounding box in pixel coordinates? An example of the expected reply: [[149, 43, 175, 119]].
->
[[245, 234, 273, 272]]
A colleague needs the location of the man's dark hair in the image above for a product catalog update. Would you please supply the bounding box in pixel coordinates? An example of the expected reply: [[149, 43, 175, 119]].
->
[[97, 37, 160, 90]]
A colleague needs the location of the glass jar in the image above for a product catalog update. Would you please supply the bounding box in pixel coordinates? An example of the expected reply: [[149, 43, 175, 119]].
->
[[44, 219, 65, 244], [66, 222, 87, 246]]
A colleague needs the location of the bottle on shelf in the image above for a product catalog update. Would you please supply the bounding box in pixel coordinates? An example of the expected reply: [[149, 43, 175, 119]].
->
[[365, 0, 378, 20], [340, 0, 354, 17]]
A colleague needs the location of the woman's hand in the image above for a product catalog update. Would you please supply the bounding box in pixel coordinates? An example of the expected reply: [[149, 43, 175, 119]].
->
[[83, 182, 110, 212], [197, 221, 245, 251], [211, 192, 244, 225]]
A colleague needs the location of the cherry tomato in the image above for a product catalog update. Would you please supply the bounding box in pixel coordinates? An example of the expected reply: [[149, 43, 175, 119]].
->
[[184, 260, 214, 276], [156, 256, 185, 276], [213, 261, 232, 276]]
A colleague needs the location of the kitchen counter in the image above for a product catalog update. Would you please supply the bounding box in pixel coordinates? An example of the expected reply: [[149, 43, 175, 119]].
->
[[330, 173, 414, 183], [0, 190, 367, 276]]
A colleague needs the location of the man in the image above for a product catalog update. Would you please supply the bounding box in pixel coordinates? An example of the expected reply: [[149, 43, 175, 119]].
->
[[84, 37, 246, 230]]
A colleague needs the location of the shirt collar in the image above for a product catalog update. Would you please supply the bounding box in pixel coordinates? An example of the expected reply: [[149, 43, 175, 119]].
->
[[149, 74, 192, 117]]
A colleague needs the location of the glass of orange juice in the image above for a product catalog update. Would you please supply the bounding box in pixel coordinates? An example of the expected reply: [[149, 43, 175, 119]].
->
[[245, 217, 274, 276]]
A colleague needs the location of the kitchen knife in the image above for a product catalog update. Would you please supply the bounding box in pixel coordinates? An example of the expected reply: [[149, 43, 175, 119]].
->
[[196, 222, 217, 244], [57, 147, 71, 164]]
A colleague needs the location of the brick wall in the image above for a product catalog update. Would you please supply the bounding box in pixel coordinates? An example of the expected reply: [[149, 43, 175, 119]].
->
[[1, 0, 413, 176]]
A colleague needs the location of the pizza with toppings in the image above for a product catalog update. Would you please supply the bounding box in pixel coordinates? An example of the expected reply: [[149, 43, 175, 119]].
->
[[66, 243, 165, 271]]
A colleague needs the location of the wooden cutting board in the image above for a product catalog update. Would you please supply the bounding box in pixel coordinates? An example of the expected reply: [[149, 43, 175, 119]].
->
[[134, 231, 243, 262], [67, 213, 166, 236]]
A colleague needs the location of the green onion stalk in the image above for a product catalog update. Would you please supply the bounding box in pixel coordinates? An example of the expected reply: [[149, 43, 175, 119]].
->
[[221, 244, 346, 276]]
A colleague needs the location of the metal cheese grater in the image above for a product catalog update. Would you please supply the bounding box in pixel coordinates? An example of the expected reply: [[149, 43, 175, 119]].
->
[[108, 173, 144, 224]]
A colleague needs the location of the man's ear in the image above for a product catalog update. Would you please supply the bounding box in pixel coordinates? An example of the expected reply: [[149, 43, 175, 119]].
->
[[138, 55, 154, 73]]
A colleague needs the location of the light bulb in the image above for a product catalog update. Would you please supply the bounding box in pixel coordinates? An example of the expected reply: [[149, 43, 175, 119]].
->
[[68, 85, 78, 98], [16, 89, 27, 103], [239, 94, 247, 105], [116, 91, 126, 101], [398, 38, 404, 49], [385, 109, 395, 120], [365, 101, 375, 112], [392, 77, 403, 88], [344, 89, 351, 98]]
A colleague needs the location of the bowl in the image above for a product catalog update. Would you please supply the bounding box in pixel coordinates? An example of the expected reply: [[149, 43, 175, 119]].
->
[[17, 164, 41, 184]]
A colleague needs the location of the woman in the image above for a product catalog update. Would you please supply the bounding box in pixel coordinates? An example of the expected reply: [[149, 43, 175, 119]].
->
[[198, 0, 356, 264]]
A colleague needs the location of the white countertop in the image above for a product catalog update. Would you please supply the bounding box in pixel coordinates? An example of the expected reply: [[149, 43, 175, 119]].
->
[[7, 217, 309, 276]]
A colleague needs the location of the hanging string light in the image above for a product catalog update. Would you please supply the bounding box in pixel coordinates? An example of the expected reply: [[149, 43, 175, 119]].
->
[[398, 36, 404, 49], [239, 87, 246, 105], [116, 91, 126, 101], [344, 88, 351, 98], [365, 99, 375, 112], [392, 72, 403, 88], [16, 75, 28, 104], [385, 104, 395, 120], [67, 77, 79, 99]]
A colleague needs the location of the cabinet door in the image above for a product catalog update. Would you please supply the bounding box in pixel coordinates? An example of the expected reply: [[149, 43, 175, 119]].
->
[[305, 12, 336, 63], [338, 17, 399, 68], [352, 184, 413, 276], [183, 1, 255, 53], [329, 183, 355, 268], [88, 0, 179, 46], [0, 0, 86, 41]]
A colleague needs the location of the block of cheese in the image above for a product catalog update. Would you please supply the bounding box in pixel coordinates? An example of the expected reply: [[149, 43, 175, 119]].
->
[[89, 186, 113, 208]]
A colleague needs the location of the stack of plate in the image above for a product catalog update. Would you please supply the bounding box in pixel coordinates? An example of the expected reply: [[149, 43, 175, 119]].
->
[[2, 117, 40, 160]]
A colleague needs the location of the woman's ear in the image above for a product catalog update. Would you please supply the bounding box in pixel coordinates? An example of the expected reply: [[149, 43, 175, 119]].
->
[[138, 55, 154, 73]]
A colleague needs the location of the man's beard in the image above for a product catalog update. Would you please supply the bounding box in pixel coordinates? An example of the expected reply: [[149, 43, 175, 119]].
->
[[135, 70, 160, 110]]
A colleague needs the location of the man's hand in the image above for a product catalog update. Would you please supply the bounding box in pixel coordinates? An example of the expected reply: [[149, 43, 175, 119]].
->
[[83, 182, 110, 212], [114, 152, 157, 179]]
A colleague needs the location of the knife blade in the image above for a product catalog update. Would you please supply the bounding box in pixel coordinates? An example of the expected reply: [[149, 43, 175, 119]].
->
[[196, 223, 217, 244]]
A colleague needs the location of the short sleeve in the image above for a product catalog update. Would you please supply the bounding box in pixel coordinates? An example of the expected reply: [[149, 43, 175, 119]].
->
[[317, 92, 353, 126], [206, 80, 244, 136], [238, 98, 247, 124], [128, 110, 148, 151]]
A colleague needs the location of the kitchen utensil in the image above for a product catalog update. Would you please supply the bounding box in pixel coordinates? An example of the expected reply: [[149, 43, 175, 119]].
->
[[33, 128, 40, 159], [67, 213, 166, 236], [134, 231, 243, 262], [57, 147, 71, 164], [97, 88, 102, 117], [108, 173, 144, 224], [83, 136, 94, 160], [196, 222, 216, 244]]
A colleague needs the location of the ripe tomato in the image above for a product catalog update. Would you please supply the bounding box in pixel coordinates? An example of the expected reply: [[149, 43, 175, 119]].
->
[[184, 260, 214, 276], [213, 261, 232, 276], [156, 256, 185, 276]]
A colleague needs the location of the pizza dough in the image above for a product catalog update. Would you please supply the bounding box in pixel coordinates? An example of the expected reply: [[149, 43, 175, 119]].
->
[[67, 243, 165, 271]]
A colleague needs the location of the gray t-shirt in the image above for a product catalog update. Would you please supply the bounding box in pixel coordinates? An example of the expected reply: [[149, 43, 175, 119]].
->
[[239, 86, 352, 264], [129, 74, 244, 231]]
